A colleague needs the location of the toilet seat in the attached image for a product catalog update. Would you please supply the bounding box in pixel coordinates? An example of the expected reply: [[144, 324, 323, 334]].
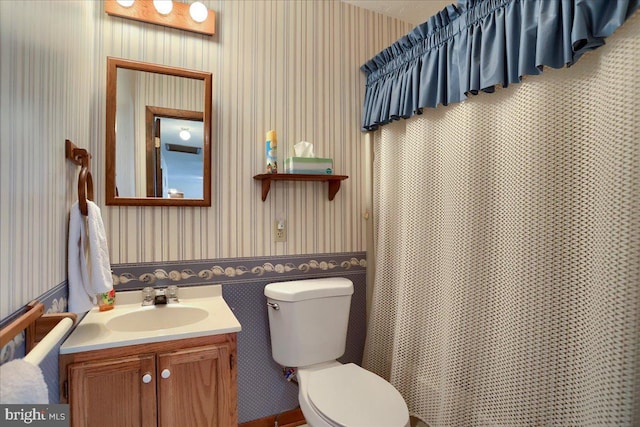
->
[[306, 363, 408, 427]]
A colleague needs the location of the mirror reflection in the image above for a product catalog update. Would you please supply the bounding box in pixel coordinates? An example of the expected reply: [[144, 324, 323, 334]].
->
[[144, 108, 204, 199], [106, 57, 212, 207]]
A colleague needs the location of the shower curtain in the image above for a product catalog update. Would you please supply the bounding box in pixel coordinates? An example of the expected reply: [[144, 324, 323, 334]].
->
[[363, 11, 640, 426]]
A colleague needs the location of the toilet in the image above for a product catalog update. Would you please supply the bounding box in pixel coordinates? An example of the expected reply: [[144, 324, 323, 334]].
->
[[265, 277, 410, 427]]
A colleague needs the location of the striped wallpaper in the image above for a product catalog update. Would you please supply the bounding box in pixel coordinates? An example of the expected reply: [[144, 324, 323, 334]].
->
[[0, 1, 96, 319], [0, 1, 412, 318]]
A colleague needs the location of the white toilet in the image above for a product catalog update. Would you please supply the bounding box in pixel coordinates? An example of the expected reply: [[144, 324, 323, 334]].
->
[[265, 277, 410, 427]]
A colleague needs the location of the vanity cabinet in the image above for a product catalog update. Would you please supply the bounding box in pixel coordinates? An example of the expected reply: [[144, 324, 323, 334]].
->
[[60, 334, 237, 427]]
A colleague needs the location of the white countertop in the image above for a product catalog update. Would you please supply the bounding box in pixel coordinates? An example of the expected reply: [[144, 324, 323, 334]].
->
[[60, 285, 241, 354]]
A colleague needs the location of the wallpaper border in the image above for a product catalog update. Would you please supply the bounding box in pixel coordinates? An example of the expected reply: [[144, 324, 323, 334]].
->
[[111, 252, 367, 290]]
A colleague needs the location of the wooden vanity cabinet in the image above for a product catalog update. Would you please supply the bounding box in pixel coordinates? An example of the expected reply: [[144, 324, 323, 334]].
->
[[60, 333, 237, 427], [67, 354, 157, 427]]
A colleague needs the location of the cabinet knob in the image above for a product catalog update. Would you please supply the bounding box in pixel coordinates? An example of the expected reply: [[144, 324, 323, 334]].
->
[[161, 369, 171, 379], [142, 373, 152, 384]]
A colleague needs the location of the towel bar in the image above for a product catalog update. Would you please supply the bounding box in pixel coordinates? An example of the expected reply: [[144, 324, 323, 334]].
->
[[24, 317, 73, 366], [66, 139, 94, 216], [0, 301, 76, 365]]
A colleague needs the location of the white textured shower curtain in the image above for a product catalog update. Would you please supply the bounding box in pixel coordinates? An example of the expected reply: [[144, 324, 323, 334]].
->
[[363, 12, 640, 427]]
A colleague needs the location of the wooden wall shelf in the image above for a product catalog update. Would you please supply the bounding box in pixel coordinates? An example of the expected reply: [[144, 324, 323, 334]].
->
[[253, 174, 348, 201]]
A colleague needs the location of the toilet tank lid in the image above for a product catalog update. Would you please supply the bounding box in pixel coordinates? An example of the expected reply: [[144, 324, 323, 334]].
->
[[264, 278, 353, 301]]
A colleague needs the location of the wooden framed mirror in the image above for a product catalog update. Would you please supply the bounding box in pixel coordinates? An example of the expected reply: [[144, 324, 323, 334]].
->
[[106, 57, 212, 206]]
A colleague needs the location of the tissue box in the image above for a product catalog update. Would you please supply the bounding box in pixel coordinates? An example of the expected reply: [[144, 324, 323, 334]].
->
[[284, 157, 333, 174]]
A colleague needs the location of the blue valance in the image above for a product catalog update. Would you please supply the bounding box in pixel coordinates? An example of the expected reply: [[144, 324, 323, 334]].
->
[[361, 0, 639, 131]]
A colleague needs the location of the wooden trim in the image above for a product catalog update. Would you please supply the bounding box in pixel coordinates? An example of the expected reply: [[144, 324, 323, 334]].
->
[[105, 57, 118, 203], [0, 302, 43, 348], [239, 407, 306, 427], [0, 300, 76, 353]]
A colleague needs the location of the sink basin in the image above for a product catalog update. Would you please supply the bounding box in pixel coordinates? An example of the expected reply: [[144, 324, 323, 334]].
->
[[60, 285, 242, 354], [106, 306, 209, 332]]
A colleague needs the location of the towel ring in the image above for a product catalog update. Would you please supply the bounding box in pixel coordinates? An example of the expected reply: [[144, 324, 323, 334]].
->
[[66, 140, 94, 216], [78, 166, 94, 216]]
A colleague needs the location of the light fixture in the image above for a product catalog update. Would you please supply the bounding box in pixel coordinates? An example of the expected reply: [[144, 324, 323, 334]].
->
[[179, 129, 191, 141], [153, 0, 173, 15], [189, 2, 208, 23], [105, 0, 215, 36]]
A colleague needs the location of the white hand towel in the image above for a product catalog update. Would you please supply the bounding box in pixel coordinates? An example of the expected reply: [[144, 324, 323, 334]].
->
[[86, 201, 114, 295], [68, 201, 93, 313], [0, 359, 49, 404], [68, 201, 114, 313]]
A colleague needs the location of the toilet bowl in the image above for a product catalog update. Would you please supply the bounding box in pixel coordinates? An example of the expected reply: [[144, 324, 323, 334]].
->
[[264, 278, 410, 427], [297, 361, 410, 427]]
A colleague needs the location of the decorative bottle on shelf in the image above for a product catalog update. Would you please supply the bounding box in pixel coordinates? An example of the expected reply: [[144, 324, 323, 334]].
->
[[266, 130, 278, 173]]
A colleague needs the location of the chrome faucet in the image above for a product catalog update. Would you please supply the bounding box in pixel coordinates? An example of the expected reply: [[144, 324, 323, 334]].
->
[[154, 290, 168, 305], [142, 286, 179, 306]]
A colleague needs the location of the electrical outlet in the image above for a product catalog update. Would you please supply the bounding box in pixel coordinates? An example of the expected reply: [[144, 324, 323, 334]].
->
[[273, 219, 286, 242]]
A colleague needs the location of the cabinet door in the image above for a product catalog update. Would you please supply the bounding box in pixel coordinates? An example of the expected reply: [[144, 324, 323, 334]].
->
[[157, 344, 233, 427], [68, 354, 157, 427]]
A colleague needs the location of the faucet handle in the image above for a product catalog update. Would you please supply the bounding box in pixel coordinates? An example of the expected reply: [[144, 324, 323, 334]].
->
[[166, 285, 179, 303], [142, 287, 155, 305]]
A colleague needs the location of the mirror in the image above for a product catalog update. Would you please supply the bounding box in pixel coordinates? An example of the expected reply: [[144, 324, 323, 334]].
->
[[106, 57, 212, 206]]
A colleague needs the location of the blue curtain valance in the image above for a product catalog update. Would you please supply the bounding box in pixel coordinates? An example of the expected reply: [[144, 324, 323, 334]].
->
[[361, 0, 639, 131]]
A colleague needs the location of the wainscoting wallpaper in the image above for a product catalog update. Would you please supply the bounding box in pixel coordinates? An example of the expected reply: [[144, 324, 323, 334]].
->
[[0, 0, 411, 318], [0, 253, 367, 423], [111, 252, 368, 423]]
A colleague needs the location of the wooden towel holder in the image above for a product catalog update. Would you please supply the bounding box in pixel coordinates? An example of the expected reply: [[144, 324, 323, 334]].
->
[[66, 139, 94, 216], [0, 301, 76, 353]]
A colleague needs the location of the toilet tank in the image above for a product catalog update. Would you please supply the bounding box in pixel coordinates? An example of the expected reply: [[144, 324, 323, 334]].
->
[[264, 278, 354, 367]]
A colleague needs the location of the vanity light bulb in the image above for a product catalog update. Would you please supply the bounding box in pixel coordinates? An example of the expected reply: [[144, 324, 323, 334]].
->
[[179, 130, 191, 141], [153, 0, 173, 15], [189, 2, 208, 23], [116, 0, 135, 7]]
